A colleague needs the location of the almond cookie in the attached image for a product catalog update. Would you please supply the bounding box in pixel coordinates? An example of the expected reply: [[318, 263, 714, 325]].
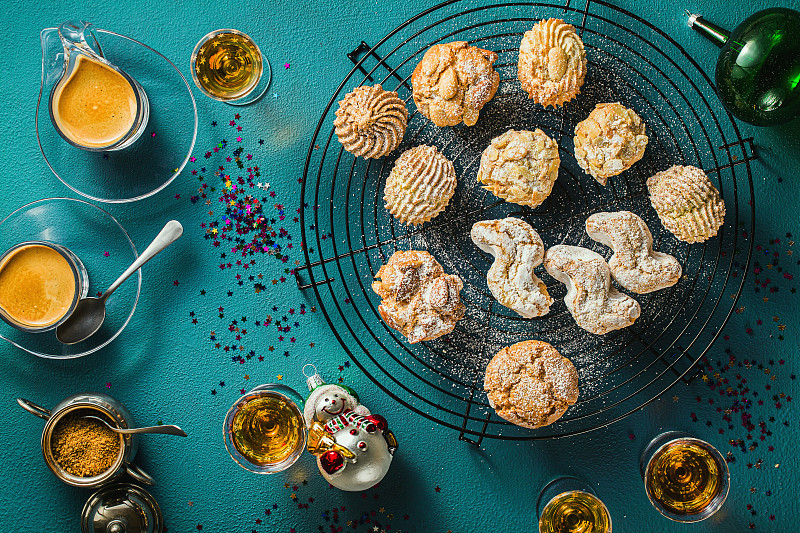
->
[[574, 102, 648, 185], [412, 41, 500, 127], [372, 250, 465, 344], [544, 245, 641, 335], [647, 165, 726, 244], [384, 145, 457, 225], [518, 18, 587, 107], [586, 211, 682, 294], [477, 129, 560, 207], [471, 217, 553, 318], [484, 340, 579, 429], [333, 84, 408, 159]]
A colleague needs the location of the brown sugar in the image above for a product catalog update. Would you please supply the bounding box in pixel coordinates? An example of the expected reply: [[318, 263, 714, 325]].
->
[[50, 413, 121, 477]]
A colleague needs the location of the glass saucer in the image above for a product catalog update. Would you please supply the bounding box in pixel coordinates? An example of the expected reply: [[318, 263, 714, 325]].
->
[[37, 26, 198, 203], [0, 198, 140, 358]]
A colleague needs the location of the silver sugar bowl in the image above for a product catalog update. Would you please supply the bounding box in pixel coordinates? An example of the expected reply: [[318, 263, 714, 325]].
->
[[17, 392, 154, 488]]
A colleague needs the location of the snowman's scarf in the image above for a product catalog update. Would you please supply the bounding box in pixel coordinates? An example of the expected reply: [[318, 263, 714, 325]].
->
[[323, 409, 372, 433]]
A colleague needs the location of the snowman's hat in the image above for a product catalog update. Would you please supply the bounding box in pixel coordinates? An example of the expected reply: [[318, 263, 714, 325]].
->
[[303, 364, 359, 402], [302, 364, 362, 426]]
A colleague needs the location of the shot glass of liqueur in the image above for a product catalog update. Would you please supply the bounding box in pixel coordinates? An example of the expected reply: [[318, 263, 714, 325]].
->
[[190, 29, 271, 105], [640, 431, 730, 522], [537, 477, 612, 533], [223, 384, 306, 473]]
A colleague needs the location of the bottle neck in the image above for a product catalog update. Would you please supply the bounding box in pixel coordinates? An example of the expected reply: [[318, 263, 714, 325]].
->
[[687, 13, 731, 46]]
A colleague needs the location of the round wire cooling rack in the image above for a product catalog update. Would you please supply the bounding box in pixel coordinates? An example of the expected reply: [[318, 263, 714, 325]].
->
[[298, 0, 755, 443]]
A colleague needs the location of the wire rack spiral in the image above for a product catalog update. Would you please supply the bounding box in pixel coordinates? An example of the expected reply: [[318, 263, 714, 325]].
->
[[298, 0, 755, 443]]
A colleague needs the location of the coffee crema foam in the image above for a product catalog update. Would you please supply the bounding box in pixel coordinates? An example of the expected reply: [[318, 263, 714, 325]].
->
[[0, 245, 77, 327], [52, 56, 137, 148]]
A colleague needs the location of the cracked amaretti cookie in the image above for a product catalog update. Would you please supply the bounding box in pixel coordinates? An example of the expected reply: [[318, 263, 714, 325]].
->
[[372, 250, 465, 343], [477, 129, 560, 207], [574, 102, 648, 185], [586, 211, 682, 294], [484, 340, 579, 429], [471, 217, 553, 318], [412, 41, 500, 127]]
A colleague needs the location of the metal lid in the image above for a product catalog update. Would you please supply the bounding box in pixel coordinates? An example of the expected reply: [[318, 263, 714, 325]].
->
[[81, 483, 163, 533]]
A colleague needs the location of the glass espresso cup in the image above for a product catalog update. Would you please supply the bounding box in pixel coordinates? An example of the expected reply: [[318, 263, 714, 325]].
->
[[640, 431, 730, 522], [49, 20, 150, 151], [223, 384, 306, 473], [0, 241, 88, 332]]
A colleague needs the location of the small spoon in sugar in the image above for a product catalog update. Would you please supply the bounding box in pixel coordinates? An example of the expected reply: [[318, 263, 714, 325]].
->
[[83, 414, 187, 437]]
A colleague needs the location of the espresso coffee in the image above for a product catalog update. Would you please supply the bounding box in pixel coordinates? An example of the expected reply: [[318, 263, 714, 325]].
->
[[0, 244, 77, 328], [51, 55, 138, 148]]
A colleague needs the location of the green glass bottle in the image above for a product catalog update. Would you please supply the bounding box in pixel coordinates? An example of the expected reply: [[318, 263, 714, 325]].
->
[[688, 8, 800, 126]]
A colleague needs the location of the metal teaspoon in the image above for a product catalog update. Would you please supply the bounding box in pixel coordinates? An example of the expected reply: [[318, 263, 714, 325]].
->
[[56, 220, 183, 345], [82, 414, 188, 437]]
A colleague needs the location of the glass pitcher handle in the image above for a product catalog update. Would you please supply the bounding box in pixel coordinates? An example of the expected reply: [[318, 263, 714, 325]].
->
[[57, 20, 104, 59]]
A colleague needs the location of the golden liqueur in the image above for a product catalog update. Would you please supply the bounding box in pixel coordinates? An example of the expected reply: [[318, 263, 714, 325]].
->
[[193, 31, 262, 100], [645, 441, 724, 517], [539, 490, 612, 533], [231, 393, 304, 466]]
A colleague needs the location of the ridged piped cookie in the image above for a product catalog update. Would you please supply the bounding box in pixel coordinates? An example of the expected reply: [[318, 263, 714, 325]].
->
[[384, 145, 457, 225], [333, 84, 408, 159], [518, 18, 587, 107], [647, 165, 725, 244]]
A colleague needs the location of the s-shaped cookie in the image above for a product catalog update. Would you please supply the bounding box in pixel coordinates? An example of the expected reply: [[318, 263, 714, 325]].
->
[[544, 245, 640, 334], [586, 211, 682, 294], [471, 217, 553, 318]]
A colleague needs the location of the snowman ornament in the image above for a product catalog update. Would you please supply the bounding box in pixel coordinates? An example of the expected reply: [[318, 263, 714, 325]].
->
[[303, 365, 397, 491]]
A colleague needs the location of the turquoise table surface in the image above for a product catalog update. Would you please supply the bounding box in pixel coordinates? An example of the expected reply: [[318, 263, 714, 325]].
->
[[1, 0, 798, 531]]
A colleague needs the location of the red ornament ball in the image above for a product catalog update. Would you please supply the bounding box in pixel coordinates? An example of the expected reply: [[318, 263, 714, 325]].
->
[[320, 451, 344, 474]]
